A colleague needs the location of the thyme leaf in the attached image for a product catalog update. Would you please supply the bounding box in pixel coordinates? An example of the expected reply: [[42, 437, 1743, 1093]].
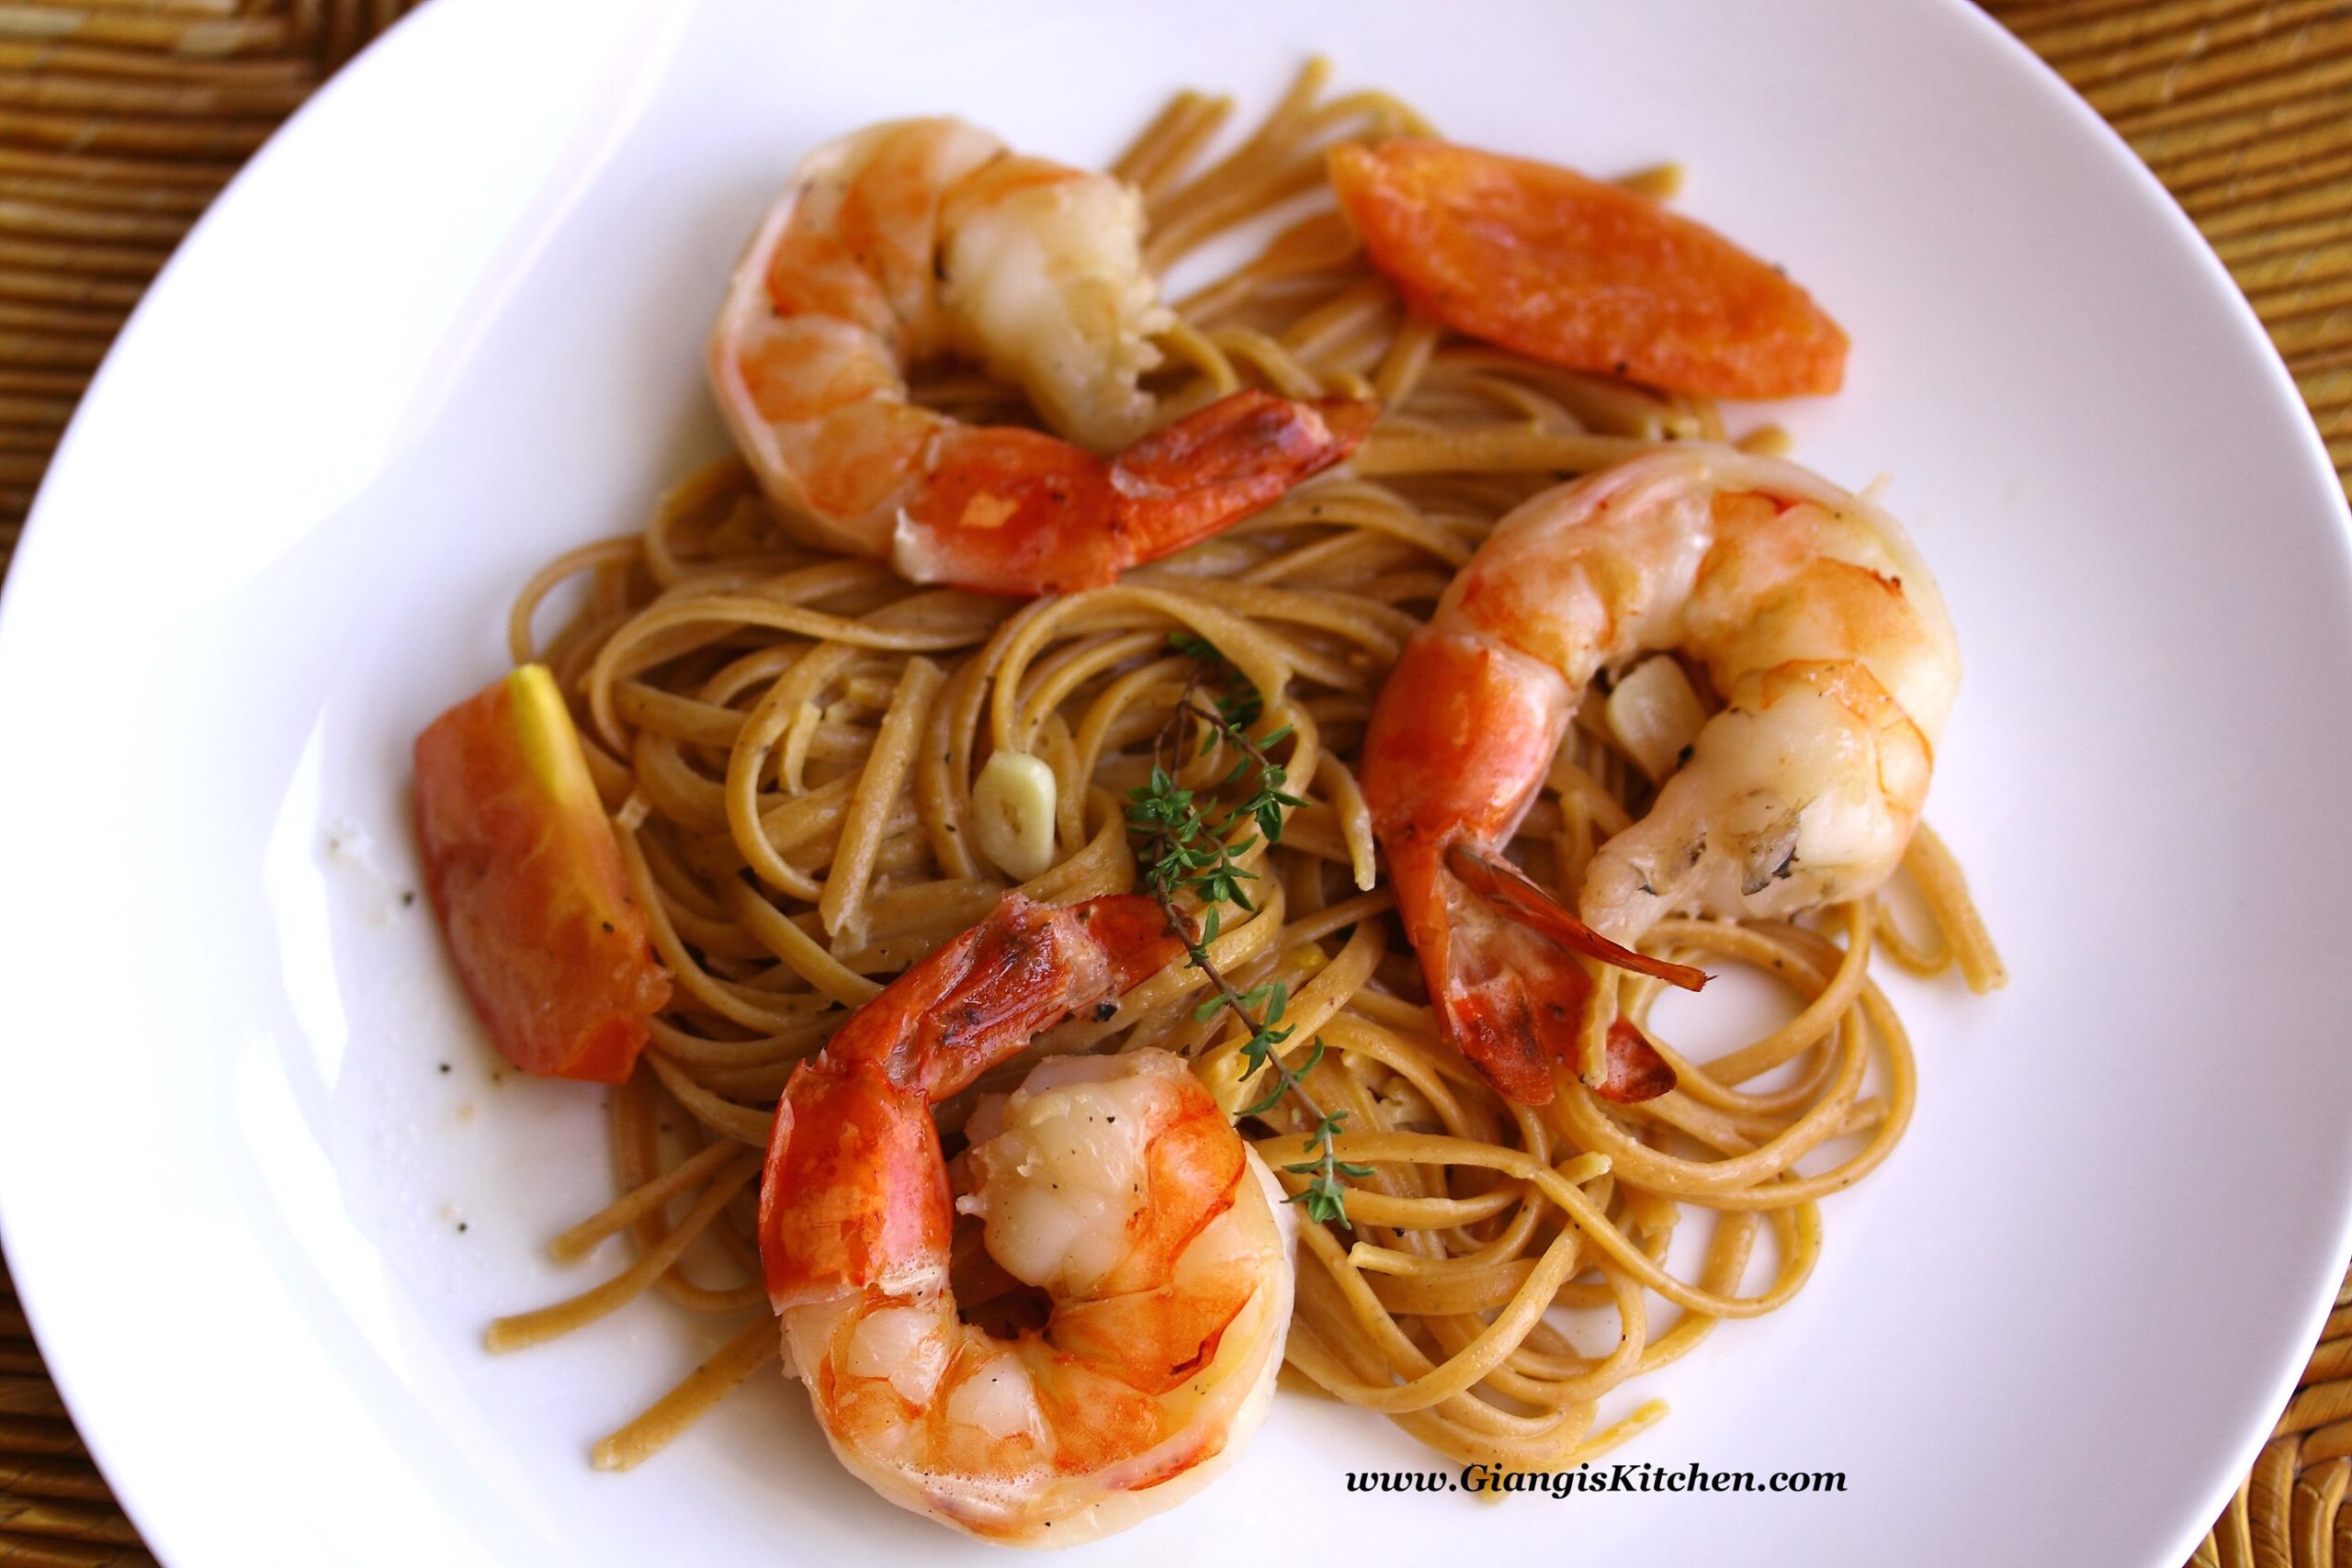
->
[[1124, 633, 1356, 1227]]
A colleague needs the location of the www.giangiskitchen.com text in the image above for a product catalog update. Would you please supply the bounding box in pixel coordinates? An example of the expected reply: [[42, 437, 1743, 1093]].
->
[[1346, 1462, 1848, 1498]]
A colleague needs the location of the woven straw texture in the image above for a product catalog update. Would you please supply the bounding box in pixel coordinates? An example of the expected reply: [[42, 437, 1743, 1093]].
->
[[0, 3, 2346, 1564]]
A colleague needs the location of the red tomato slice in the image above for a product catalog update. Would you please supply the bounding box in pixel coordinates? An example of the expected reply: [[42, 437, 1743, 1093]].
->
[[1329, 139, 1848, 400], [413, 664, 669, 1082]]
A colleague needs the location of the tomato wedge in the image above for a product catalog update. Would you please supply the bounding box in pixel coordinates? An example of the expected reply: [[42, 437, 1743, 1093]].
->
[[1329, 138, 1848, 399], [413, 664, 670, 1082]]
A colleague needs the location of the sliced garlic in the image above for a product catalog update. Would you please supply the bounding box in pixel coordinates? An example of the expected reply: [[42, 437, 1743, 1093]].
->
[[1605, 655, 1708, 784], [972, 750, 1057, 880]]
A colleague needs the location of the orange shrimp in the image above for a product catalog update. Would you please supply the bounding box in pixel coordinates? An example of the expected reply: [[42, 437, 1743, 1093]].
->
[[1329, 137, 1848, 399], [1360, 447, 1959, 1106], [710, 118, 1375, 596], [759, 893, 1296, 1544]]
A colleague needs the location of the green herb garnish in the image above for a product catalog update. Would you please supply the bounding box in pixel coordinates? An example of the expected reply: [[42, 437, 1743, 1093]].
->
[[1125, 633, 1365, 1228]]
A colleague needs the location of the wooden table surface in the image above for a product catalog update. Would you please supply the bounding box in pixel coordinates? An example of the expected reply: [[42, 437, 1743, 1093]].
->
[[1, 4, 2347, 1565]]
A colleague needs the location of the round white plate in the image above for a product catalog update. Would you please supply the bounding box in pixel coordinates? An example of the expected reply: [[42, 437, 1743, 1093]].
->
[[4, 1, 2347, 1563]]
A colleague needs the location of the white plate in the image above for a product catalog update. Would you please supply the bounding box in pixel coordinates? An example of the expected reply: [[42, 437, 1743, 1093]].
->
[[3, 1, 2347, 1563]]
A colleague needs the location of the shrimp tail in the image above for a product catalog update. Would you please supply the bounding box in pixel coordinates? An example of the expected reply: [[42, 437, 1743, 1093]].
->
[[896, 391, 1375, 594], [761, 892, 1183, 1307], [1107, 391, 1378, 566], [1390, 843, 1678, 1106], [1443, 844, 1708, 993], [762, 1066, 951, 1308]]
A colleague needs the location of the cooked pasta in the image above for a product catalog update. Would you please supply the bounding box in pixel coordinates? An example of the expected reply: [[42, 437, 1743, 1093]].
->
[[477, 58, 2002, 1481]]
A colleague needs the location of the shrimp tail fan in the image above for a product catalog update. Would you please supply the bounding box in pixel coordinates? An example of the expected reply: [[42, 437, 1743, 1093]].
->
[[1443, 844, 1709, 993], [1108, 390, 1379, 567], [1391, 844, 1699, 1106]]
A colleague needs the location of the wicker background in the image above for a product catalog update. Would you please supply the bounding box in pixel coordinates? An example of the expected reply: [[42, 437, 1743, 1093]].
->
[[0, 2, 2347, 1564]]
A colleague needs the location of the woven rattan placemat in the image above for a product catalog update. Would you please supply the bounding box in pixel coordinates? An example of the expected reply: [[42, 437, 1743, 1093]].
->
[[0, 4, 2346, 1564]]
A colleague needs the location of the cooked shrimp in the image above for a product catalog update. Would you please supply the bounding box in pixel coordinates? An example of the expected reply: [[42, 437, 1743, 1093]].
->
[[710, 118, 1375, 595], [1360, 446, 1959, 1105], [759, 892, 1297, 1545]]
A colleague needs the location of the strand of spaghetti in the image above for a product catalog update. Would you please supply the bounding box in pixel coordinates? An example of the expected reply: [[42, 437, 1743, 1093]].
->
[[1361, 1267, 1537, 1317], [1206, 914, 1380, 1099], [1065, 656, 1191, 795], [1339, 992, 1508, 1093], [1001, 787, 1132, 905], [1299, 87, 1434, 139], [1352, 426, 1657, 475], [1149, 576, 1421, 660], [1155, 317, 1240, 397], [486, 1155, 759, 1351], [592, 1318, 779, 1472], [913, 652, 982, 878], [507, 535, 640, 666], [639, 1010, 832, 1072], [726, 644, 862, 897], [1567, 1401, 1671, 1465], [1109, 89, 1216, 188], [616, 1089, 764, 1314], [1287, 1226, 1612, 1438], [1044, 592, 1368, 693], [1905, 818, 2008, 993], [1635, 1212, 1763, 1377], [617, 681, 761, 750], [1430, 1260, 1652, 1406], [1145, 58, 1329, 230], [1148, 149, 1337, 275], [640, 455, 758, 586], [616, 826, 831, 1032], [585, 592, 978, 751], [1292, 1221, 1589, 1413], [1552, 982, 1917, 1209], [1658, 905, 1871, 1089], [1430, 347, 1700, 437], [1008, 629, 1164, 755], [1871, 885, 1954, 976], [550, 1140, 741, 1264], [817, 656, 944, 944], [1343, 1161, 1606, 1250], [646, 1048, 784, 1148], [720, 873, 884, 1010], [1323, 761, 1375, 892], [1281, 276, 1400, 362], [1269, 1129, 1820, 1319], [1035, 707, 1091, 852], [1315, 1185, 1525, 1231], [1374, 311, 1442, 405]]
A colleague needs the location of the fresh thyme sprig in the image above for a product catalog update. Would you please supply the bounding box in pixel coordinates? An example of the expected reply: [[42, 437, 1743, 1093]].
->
[[1166, 630, 1263, 733], [1124, 634, 1371, 1227]]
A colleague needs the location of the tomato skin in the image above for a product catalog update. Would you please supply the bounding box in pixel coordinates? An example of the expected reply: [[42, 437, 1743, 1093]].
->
[[413, 665, 669, 1083], [1329, 139, 1848, 400]]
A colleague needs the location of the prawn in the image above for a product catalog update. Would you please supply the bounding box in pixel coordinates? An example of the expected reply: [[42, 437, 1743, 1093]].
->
[[710, 118, 1375, 596], [1359, 446, 1959, 1105], [759, 892, 1297, 1545]]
